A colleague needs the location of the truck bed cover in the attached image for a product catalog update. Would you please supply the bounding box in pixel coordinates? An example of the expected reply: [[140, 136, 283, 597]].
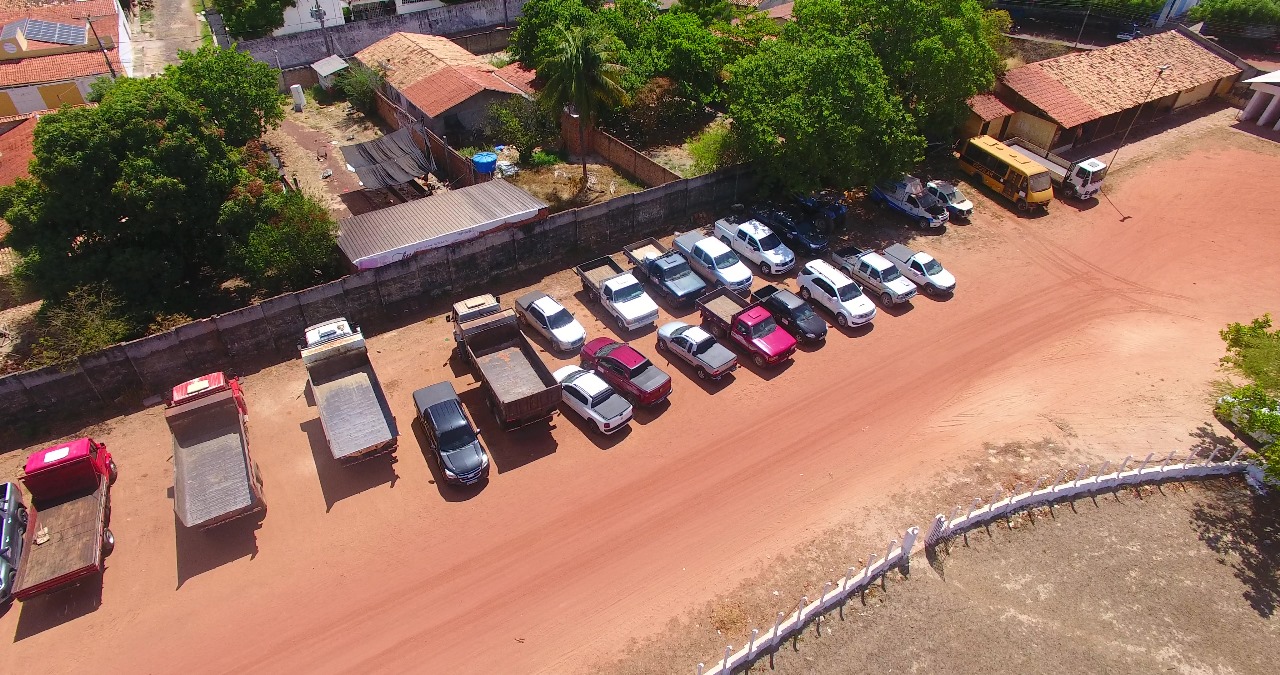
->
[[305, 338, 396, 461], [166, 390, 256, 528], [15, 483, 105, 597]]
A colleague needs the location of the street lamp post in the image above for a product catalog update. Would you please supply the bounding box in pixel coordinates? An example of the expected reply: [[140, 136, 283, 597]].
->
[[1107, 64, 1171, 173]]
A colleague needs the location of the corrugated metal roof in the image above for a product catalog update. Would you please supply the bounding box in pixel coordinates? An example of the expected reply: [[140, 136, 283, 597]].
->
[[311, 54, 348, 77], [337, 179, 548, 269]]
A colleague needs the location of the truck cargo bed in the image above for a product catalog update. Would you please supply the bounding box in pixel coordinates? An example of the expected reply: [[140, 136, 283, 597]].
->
[[15, 484, 106, 598], [311, 365, 397, 460], [703, 294, 745, 323], [477, 346, 553, 402], [582, 265, 621, 286], [627, 243, 664, 261], [168, 391, 258, 528], [1006, 144, 1068, 180]]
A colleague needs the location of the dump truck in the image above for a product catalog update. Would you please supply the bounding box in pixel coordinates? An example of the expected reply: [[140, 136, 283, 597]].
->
[[12, 438, 116, 601], [574, 256, 660, 331], [622, 238, 707, 307], [300, 319, 398, 463], [1004, 137, 1107, 200], [450, 294, 562, 429], [166, 372, 265, 529]]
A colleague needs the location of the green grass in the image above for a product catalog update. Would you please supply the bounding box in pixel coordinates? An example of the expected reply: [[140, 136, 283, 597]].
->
[[199, 17, 213, 46], [140, 8, 154, 24]]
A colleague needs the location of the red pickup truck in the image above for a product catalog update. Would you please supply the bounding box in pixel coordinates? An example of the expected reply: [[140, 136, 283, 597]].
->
[[12, 437, 116, 601], [696, 288, 797, 367], [581, 337, 673, 406]]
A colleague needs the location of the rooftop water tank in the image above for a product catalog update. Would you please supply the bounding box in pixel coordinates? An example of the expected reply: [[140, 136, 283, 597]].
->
[[472, 152, 498, 174]]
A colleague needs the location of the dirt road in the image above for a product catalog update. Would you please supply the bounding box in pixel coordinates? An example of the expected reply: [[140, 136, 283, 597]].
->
[[133, 0, 203, 76], [2, 123, 1277, 673]]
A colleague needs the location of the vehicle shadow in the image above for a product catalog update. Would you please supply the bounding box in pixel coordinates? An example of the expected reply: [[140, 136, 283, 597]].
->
[[920, 290, 955, 303], [653, 352, 738, 394], [737, 356, 795, 381], [300, 418, 399, 512], [518, 323, 581, 360], [559, 407, 632, 450], [656, 297, 700, 320], [458, 387, 557, 473], [173, 506, 262, 590], [830, 321, 876, 339], [410, 417, 486, 502], [632, 398, 671, 425], [877, 301, 916, 318], [13, 578, 102, 641], [795, 339, 828, 353], [1052, 196, 1100, 212]]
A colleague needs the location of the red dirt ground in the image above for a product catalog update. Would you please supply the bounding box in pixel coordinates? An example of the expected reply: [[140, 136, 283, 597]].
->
[[1, 123, 1277, 674]]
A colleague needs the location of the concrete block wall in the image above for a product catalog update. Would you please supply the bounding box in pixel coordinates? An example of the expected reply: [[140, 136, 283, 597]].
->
[[0, 165, 757, 428]]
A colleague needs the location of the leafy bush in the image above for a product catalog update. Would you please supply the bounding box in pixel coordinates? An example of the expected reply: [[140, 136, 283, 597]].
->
[[1190, 0, 1280, 29], [687, 122, 733, 176], [484, 95, 560, 164], [29, 285, 134, 367], [1220, 314, 1280, 393], [529, 149, 562, 167], [336, 63, 385, 116], [234, 190, 341, 293]]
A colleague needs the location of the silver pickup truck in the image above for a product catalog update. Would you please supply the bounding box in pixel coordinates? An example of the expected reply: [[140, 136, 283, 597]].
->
[[826, 246, 917, 306], [881, 243, 956, 296]]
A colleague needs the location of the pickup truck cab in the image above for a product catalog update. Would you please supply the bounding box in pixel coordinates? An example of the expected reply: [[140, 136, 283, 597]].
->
[[553, 366, 634, 434], [925, 180, 974, 220], [881, 243, 956, 296], [872, 175, 949, 229], [673, 232, 754, 296], [656, 321, 738, 380], [696, 288, 797, 367], [714, 216, 796, 276], [797, 260, 877, 328], [414, 381, 489, 485], [750, 203, 829, 255], [575, 257, 660, 331], [827, 246, 918, 307], [753, 285, 828, 342], [1, 481, 29, 604], [622, 238, 707, 307], [581, 337, 672, 406], [513, 291, 586, 353]]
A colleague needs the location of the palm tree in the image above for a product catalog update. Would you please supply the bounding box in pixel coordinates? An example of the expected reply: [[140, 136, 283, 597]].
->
[[538, 24, 628, 185]]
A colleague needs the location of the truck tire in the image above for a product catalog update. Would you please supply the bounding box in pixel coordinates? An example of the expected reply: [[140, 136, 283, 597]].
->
[[880, 291, 893, 306], [1016, 198, 1028, 212], [837, 314, 849, 328], [710, 324, 725, 338], [108, 459, 118, 485], [655, 339, 666, 352], [17, 505, 28, 530], [761, 263, 772, 276], [799, 287, 812, 301], [102, 529, 115, 557], [752, 354, 766, 368], [916, 217, 928, 229], [696, 367, 708, 380]]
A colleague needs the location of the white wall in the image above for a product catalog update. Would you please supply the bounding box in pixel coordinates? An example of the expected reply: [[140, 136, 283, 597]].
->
[[275, 0, 348, 37], [116, 0, 134, 76], [396, 0, 446, 15]]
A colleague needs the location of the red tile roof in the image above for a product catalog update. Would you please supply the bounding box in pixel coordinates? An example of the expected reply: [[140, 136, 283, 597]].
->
[[402, 66, 521, 118], [357, 33, 524, 119], [0, 0, 121, 88], [967, 93, 1016, 121], [0, 114, 36, 186], [1001, 30, 1241, 128], [495, 62, 538, 94]]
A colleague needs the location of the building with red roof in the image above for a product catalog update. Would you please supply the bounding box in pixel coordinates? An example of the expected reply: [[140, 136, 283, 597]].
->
[[0, 0, 129, 117], [354, 33, 532, 137]]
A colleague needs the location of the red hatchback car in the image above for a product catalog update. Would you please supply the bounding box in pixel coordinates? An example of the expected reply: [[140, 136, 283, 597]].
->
[[581, 337, 673, 406]]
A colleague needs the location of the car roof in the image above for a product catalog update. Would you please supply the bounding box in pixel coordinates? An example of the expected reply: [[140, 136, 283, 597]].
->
[[425, 398, 468, 433], [803, 259, 855, 284], [740, 306, 772, 325], [596, 341, 647, 369], [413, 381, 459, 417], [772, 289, 804, 309], [697, 237, 731, 256], [675, 324, 713, 342], [530, 295, 564, 316], [602, 273, 640, 292], [564, 369, 610, 398], [860, 252, 894, 271], [737, 219, 772, 238], [515, 290, 548, 310], [1080, 158, 1106, 171]]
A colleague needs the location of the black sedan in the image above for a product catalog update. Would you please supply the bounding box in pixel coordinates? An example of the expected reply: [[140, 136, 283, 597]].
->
[[413, 382, 489, 485]]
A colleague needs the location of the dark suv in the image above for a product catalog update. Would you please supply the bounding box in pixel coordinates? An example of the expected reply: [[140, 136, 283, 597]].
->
[[413, 382, 490, 485], [1, 482, 30, 605]]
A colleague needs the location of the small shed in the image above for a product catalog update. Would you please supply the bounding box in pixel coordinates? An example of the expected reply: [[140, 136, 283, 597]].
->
[[337, 180, 549, 270], [311, 55, 349, 90]]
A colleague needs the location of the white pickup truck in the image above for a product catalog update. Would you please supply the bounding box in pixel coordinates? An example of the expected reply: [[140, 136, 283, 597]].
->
[[673, 231, 754, 296], [826, 245, 917, 306], [881, 243, 956, 296], [871, 175, 949, 229], [574, 257, 660, 331], [713, 216, 796, 276]]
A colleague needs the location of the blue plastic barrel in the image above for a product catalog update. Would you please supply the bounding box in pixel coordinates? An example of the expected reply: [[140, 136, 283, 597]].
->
[[472, 152, 498, 174]]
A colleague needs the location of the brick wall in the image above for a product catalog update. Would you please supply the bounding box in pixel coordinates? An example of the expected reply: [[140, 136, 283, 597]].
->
[[0, 165, 757, 428], [561, 110, 681, 187]]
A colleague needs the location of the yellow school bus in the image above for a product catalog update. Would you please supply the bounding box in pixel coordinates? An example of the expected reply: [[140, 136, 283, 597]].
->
[[956, 135, 1053, 212]]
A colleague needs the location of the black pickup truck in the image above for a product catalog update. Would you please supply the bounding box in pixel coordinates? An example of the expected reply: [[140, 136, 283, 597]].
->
[[752, 285, 828, 343]]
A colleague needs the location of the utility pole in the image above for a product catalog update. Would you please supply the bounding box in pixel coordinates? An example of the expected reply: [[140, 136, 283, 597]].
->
[[1108, 64, 1171, 172], [312, 0, 335, 57], [1073, 0, 1093, 48], [77, 15, 117, 80]]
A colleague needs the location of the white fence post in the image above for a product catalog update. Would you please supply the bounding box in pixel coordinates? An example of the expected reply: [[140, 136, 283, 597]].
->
[[723, 645, 733, 670], [1118, 455, 1132, 472], [1097, 461, 1111, 477], [1161, 450, 1176, 468], [1230, 447, 1243, 462], [885, 539, 898, 564], [1054, 468, 1067, 487], [843, 566, 855, 590], [748, 628, 759, 657], [967, 497, 981, 519], [696, 664, 703, 675], [1075, 464, 1088, 484], [1185, 448, 1197, 463], [797, 596, 808, 622], [902, 527, 919, 556], [772, 611, 784, 644], [1205, 447, 1218, 465], [1138, 452, 1153, 472]]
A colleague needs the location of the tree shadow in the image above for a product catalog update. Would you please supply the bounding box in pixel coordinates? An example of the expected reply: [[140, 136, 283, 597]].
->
[[1188, 422, 1242, 460], [13, 575, 103, 641], [1188, 478, 1280, 619], [300, 418, 399, 512], [173, 507, 263, 590]]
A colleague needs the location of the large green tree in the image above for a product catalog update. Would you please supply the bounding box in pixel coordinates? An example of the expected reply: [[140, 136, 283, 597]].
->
[[510, 0, 596, 65], [235, 190, 341, 293], [217, 0, 291, 39], [726, 34, 924, 193], [0, 77, 251, 308], [167, 45, 283, 147], [1191, 0, 1280, 30], [539, 24, 629, 182]]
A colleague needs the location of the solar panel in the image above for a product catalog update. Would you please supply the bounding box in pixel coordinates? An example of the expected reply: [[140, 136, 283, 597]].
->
[[21, 19, 87, 46]]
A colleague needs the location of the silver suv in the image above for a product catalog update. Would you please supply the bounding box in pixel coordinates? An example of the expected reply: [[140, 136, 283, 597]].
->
[[1, 482, 30, 604]]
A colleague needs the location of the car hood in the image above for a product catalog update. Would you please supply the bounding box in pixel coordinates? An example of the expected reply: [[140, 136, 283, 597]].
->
[[930, 269, 956, 288], [698, 344, 737, 370], [951, 198, 974, 212], [441, 440, 487, 475], [594, 394, 632, 421], [719, 262, 753, 287], [797, 313, 828, 337], [631, 366, 671, 394], [762, 245, 794, 266], [753, 327, 797, 355], [798, 231, 829, 251], [841, 295, 878, 317], [888, 277, 917, 295], [666, 271, 707, 298], [550, 321, 586, 347], [615, 293, 658, 320]]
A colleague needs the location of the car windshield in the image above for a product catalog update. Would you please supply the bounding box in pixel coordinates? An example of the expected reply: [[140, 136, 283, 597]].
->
[[918, 192, 941, 209], [714, 251, 740, 269], [1028, 171, 1052, 192], [923, 259, 944, 275], [793, 302, 815, 320], [750, 317, 777, 338], [438, 422, 473, 451], [666, 260, 692, 277], [1087, 166, 1107, 183], [627, 361, 653, 379], [693, 337, 715, 355], [836, 283, 862, 302], [614, 283, 644, 302], [947, 186, 967, 202], [757, 233, 782, 251], [547, 308, 574, 329], [880, 265, 902, 282]]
